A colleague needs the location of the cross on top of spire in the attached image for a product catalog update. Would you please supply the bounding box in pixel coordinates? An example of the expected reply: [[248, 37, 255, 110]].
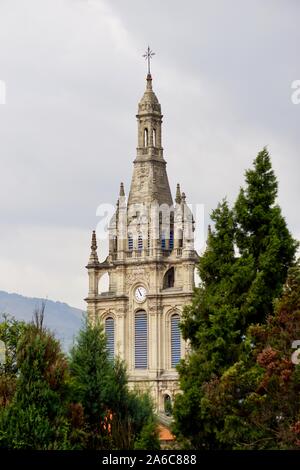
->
[[143, 46, 155, 75]]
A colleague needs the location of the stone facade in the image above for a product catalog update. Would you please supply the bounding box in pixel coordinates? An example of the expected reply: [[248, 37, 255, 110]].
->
[[85, 73, 198, 414]]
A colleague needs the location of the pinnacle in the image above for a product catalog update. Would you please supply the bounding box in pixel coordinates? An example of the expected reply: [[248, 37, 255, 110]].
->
[[88, 230, 99, 265], [119, 182, 125, 197], [175, 184, 182, 204], [146, 73, 153, 90]]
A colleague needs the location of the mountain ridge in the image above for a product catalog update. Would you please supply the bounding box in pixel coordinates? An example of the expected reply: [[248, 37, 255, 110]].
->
[[0, 290, 84, 352]]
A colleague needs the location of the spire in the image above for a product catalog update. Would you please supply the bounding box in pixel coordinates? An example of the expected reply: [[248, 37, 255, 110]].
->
[[175, 184, 181, 204], [181, 192, 186, 204], [119, 182, 125, 197], [128, 70, 173, 207], [146, 73, 153, 90], [88, 230, 99, 266]]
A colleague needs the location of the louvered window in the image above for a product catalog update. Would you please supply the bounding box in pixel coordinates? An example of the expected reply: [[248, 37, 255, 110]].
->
[[128, 233, 133, 251], [135, 311, 148, 369], [147, 230, 151, 249], [171, 314, 181, 367], [161, 232, 166, 250], [105, 317, 114, 360], [169, 230, 174, 250], [138, 233, 143, 251]]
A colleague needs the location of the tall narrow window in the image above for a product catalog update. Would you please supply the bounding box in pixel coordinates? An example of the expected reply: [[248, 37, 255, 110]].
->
[[128, 233, 133, 251], [171, 314, 181, 367], [138, 233, 143, 251], [161, 232, 166, 250], [169, 230, 174, 250], [178, 229, 183, 248], [153, 128, 156, 147], [170, 212, 174, 250], [164, 394, 172, 416], [163, 267, 175, 289], [144, 128, 148, 147], [105, 317, 115, 361], [135, 310, 148, 369]]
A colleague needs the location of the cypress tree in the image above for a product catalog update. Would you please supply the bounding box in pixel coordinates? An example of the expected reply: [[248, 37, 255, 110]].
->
[[173, 148, 298, 449], [235, 147, 297, 323], [0, 317, 70, 449]]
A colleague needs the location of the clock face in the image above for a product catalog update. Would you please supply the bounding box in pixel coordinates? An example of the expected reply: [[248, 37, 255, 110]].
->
[[135, 286, 147, 303]]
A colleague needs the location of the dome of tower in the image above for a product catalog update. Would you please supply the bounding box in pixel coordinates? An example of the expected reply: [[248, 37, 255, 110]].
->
[[138, 74, 161, 116]]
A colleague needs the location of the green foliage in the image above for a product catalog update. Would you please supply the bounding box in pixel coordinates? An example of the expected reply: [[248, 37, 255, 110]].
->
[[69, 318, 111, 425], [173, 148, 298, 449], [0, 315, 71, 449], [134, 418, 160, 450], [0, 313, 159, 450], [204, 262, 300, 449], [234, 148, 298, 323], [69, 317, 159, 450], [0, 315, 26, 408]]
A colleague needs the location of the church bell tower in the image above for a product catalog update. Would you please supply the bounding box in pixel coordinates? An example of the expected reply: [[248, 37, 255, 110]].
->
[[85, 59, 198, 415]]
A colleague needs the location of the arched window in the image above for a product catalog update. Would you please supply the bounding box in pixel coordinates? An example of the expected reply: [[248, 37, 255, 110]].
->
[[128, 233, 133, 251], [171, 313, 181, 367], [152, 128, 156, 147], [99, 272, 109, 293], [144, 128, 148, 147], [164, 394, 172, 416], [138, 233, 143, 251], [113, 235, 117, 252], [163, 267, 175, 289], [178, 229, 183, 248], [105, 317, 115, 361], [135, 310, 148, 369]]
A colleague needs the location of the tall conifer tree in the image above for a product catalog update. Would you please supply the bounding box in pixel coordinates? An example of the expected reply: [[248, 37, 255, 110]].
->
[[173, 148, 298, 449]]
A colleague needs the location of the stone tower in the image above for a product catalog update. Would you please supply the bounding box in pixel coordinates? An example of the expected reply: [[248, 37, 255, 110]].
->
[[85, 72, 198, 414]]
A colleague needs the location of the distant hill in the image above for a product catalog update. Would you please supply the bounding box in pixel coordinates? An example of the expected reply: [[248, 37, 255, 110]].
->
[[0, 291, 84, 353]]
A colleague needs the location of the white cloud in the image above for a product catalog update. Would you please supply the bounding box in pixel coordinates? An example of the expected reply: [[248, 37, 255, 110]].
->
[[0, 224, 89, 308], [0, 0, 299, 306]]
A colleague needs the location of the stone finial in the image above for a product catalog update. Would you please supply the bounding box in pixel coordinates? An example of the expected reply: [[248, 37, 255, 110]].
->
[[181, 192, 186, 203], [146, 73, 153, 90], [88, 230, 99, 265], [91, 230, 97, 250], [175, 183, 181, 204], [119, 182, 125, 197]]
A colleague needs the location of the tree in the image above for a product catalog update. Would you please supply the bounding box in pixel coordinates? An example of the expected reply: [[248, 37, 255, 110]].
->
[[69, 317, 160, 450], [69, 317, 114, 449], [0, 315, 26, 408], [173, 148, 298, 449], [0, 308, 70, 449], [203, 261, 300, 449], [134, 418, 160, 450], [180, 199, 242, 370], [173, 200, 240, 448], [235, 147, 298, 324]]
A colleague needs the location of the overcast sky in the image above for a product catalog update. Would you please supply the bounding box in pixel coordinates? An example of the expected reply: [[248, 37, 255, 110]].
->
[[0, 0, 299, 309]]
